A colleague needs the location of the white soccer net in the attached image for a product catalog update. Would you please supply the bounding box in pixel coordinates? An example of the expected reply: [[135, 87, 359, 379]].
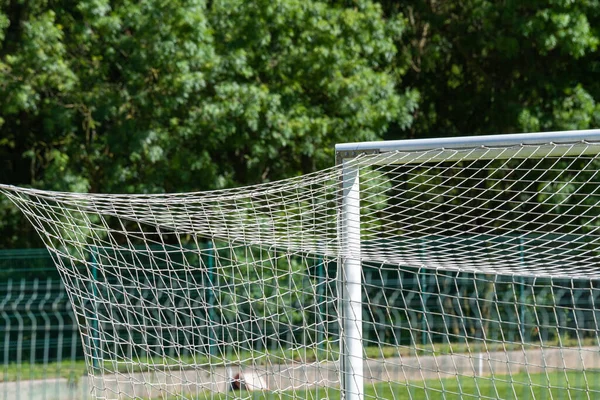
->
[[2, 131, 600, 399]]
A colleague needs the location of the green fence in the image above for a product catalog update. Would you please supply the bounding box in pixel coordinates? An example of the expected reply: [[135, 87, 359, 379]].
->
[[2, 247, 600, 399], [0, 249, 88, 400]]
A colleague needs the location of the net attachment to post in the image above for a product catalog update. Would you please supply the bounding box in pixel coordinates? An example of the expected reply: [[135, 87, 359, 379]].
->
[[2, 129, 600, 399]]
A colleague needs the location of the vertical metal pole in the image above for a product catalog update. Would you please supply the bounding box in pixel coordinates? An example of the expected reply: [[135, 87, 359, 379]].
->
[[205, 241, 217, 399], [316, 247, 325, 400], [519, 237, 526, 343], [90, 247, 99, 370], [421, 271, 428, 347], [206, 241, 216, 358], [419, 239, 427, 347], [340, 161, 363, 400]]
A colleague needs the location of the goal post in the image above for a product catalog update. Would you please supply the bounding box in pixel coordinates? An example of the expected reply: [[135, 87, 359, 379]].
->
[[339, 160, 363, 400], [336, 129, 600, 163], [2, 129, 600, 399], [334, 128, 600, 400]]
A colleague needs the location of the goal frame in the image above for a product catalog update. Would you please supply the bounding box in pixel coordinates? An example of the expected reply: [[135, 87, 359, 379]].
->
[[335, 128, 600, 400]]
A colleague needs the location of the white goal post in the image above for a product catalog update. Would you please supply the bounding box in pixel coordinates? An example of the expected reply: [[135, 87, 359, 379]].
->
[[336, 129, 600, 400], [2, 129, 600, 400]]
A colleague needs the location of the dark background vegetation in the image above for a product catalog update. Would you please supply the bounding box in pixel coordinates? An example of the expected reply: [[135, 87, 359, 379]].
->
[[0, 0, 599, 248]]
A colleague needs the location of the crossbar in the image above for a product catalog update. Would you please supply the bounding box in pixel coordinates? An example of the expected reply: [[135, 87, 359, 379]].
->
[[336, 129, 600, 164]]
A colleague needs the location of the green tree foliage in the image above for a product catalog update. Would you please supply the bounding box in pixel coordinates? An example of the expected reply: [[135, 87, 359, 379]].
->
[[0, 0, 415, 246], [3, 0, 600, 249], [386, 0, 600, 139], [0, 0, 413, 192], [205, 0, 418, 184]]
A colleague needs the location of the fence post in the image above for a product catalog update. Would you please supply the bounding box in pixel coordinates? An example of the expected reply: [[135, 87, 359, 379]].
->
[[206, 241, 217, 358], [89, 247, 100, 370], [315, 247, 326, 400], [519, 237, 526, 342]]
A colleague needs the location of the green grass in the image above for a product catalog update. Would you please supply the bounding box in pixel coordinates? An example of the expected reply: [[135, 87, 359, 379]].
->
[[1, 360, 87, 383], [164, 371, 600, 399], [1, 337, 597, 383], [4, 360, 600, 399]]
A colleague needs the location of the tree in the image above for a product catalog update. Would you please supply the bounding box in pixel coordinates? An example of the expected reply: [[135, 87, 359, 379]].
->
[[0, 0, 416, 247], [384, 0, 600, 139]]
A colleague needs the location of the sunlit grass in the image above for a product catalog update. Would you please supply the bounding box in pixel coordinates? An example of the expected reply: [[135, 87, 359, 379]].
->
[[154, 371, 600, 399], [1, 360, 87, 383], [2, 337, 598, 385], [5, 360, 600, 399]]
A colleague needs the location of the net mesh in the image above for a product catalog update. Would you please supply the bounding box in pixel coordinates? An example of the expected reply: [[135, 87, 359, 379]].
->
[[2, 139, 600, 399]]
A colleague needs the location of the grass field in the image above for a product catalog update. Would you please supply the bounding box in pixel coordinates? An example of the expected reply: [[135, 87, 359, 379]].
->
[[3, 362, 599, 399], [3, 341, 600, 399], [197, 371, 600, 400], [3, 338, 594, 382]]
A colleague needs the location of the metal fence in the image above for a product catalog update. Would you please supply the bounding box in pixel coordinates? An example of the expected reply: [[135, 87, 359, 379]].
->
[[0, 249, 87, 400], [2, 248, 600, 399]]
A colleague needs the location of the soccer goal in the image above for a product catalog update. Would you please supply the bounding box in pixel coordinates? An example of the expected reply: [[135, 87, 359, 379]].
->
[[2, 129, 600, 400]]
